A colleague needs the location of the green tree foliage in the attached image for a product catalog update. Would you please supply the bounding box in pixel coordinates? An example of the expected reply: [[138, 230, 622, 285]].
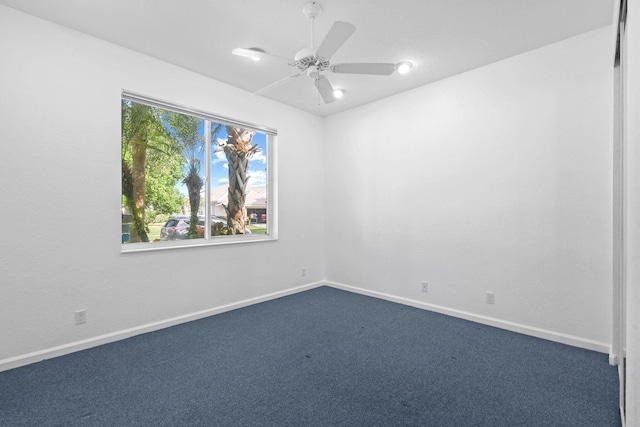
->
[[122, 101, 179, 242], [123, 100, 239, 244], [165, 113, 224, 239], [145, 149, 184, 215], [165, 112, 204, 238]]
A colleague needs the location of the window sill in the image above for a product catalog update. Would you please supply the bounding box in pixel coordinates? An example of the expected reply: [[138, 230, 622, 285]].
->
[[121, 233, 278, 253]]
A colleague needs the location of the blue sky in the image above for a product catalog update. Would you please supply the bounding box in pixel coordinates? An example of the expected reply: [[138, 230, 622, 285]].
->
[[211, 130, 267, 188], [174, 123, 267, 197]]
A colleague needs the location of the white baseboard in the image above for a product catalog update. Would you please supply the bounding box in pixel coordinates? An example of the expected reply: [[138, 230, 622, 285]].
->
[[0, 281, 325, 373], [0, 280, 610, 373], [325, 281, 611, 354]]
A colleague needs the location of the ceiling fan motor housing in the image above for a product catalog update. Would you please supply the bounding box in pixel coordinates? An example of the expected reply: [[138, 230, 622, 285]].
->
[[294, 48, 330, 73]]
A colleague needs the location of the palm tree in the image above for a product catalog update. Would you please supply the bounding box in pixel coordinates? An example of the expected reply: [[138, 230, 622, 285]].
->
[[221, 126, 258, 234], [165, 113, 204, 238], [165, 114, 225, 238], [121, 101, 170, 242]]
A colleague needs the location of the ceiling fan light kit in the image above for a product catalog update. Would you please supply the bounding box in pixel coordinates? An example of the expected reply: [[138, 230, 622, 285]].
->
[[232, 1, 406, 105], [396, 61, 413, 74]]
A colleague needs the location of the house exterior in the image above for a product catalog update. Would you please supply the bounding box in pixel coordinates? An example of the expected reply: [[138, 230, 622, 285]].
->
[[201, 185, 267, 222]]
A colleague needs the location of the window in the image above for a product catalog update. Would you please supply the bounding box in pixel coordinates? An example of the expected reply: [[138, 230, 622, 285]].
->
[[121, 91, 277, 252]]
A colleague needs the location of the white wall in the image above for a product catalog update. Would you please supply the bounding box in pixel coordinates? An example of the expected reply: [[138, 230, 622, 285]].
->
[[0, 6, 325, 368], [624, 0, 640, 424], [324, 27, 613, 352], [0, 2, 620, 381]]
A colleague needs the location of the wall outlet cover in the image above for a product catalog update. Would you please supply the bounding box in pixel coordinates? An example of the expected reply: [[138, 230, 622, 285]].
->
[[75, 310, 87, 325], [486, 292, 495, 304]]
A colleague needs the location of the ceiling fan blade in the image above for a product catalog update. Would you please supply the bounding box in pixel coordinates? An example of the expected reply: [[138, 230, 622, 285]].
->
[[315, 76, 336, 104], [315, 21, 356, 60], [253, 72, 303, 96], [331, 63, 396, 75], [232, 48, 291, 65]]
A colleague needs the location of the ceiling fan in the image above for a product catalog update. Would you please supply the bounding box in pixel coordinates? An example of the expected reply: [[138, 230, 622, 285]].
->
[[232, 2, 400, 104]]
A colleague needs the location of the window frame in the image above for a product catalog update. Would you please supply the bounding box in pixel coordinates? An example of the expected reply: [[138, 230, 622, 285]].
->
[[121, 90, 278, 253]]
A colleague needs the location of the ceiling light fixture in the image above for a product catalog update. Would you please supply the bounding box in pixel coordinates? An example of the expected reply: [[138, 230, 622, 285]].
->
[[232, 47, 265, 61], [396, 61, 413, 74], [248, 47, 265, 61], [333, 88, 345, 99]]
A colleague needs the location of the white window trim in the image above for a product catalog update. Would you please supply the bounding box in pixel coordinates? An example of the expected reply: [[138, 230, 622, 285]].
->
[[121, 90, 278, 253]]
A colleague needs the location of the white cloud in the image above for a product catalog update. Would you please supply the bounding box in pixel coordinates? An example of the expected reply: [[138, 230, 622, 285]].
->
[[223, 163, 228, 169], [211, 150, 226, 164], [218, 178, 229, 184], [248, 170, 267, 186], [250, 151, 266, 164]]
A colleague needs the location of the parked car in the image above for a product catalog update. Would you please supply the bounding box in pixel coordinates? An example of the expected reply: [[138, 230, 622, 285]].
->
[[160, 217, 190, 240], [162, 216, 252, 240]]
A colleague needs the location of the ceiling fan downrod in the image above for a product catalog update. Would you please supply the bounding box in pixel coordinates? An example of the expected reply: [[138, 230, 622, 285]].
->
[[302, 2, 323, 48]]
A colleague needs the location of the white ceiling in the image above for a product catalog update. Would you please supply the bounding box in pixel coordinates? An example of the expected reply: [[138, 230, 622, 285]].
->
[[0, 0, 613, 117]]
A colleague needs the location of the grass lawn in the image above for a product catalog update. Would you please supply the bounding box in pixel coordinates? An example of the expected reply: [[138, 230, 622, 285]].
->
[[148, 222, 164, 241], [247, 225, 267, 234]]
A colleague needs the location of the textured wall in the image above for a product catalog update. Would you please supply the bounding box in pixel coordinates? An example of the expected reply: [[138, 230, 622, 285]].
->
[[0, 6, 326, 366], [324, 27, 613, 351], [0, 4, 620, 379]]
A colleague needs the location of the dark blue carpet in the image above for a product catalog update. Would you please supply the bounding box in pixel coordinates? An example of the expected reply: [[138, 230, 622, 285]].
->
[[0, 286, 620, 426]]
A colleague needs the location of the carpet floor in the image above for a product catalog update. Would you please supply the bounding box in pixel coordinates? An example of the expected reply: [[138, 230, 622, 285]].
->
[[0, 286, 621, 426]]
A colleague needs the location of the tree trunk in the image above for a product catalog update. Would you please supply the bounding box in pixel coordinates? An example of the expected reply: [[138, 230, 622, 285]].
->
[[130, 134, 149, 242], [224, 127, 257, 235], [225, 149, 248, 234], [188, 187, 200, 238], [184, 167, 203, 238]]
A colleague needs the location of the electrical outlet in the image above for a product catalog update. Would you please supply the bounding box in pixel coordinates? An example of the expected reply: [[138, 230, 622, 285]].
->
[[421, 281, 428, 292], [75, 309, 87, 325], [486, 292, 495, 305], [301, 267, 306, 276]]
